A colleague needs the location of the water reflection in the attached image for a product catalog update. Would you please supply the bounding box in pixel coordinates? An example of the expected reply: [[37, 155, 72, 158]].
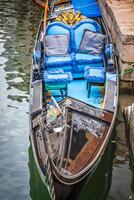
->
[[108, 97, 134, 200], [0, 1, 41, 200], [0, 0, 41, 103]]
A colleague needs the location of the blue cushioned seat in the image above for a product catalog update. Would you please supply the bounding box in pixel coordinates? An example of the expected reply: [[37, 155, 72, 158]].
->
[[44, 69, 73, 98], [75, 53, 103, 64], [84, 67, 105, 83], [72, 20, 103, 77], [84, 66, 105, 97], [46, 55, 72, 67], [45, 20, 104, 79], [45, 22, 72, 70], [45, 70, 73, 84], [73, 54, 103, 77]]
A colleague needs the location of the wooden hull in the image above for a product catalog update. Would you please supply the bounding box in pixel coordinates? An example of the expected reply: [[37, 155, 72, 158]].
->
[[29, 1, 119, 199]]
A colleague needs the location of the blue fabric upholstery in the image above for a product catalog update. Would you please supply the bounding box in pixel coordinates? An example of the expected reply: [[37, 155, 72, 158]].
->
[[84, 67, 105, 83], [46, 66, 73, 74], [46, 55, 72, 67], [46, 22, 70, 36], [45, 20, 103, 79], [46, 22, 72, 69], [72, 0, 101, 17], [75, 53, 103, 64], [74, 63, 103, 75], [44, 69, 73, 98], [73, 19, 101, 51], [45, 69, 73, 84], [73, 54, 103, 74]]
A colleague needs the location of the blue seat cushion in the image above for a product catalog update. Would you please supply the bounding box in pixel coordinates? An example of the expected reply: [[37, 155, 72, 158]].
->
[[75, 53, 103, 64], [45, 69, 73, 84], [46, 55, 72, 67], [84, 67, 105, 83]]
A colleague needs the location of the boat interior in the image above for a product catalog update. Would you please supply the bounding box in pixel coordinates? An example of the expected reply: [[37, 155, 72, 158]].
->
[[33, 0, 117, 110], [31, 0, 118, 180]]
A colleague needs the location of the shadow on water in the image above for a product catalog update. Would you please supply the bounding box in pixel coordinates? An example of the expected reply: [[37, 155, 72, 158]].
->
[[28, 134, 116, 200]]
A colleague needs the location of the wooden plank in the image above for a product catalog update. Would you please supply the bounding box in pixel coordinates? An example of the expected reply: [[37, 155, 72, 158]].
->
[[103, 80, 116, 112], [67, 98, 113, 124], [68, 133, 100, 174], [30, 80, 42, 116]]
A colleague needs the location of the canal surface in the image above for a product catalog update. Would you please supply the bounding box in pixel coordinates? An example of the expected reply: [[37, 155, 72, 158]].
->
[[0, 1, 134, 200]]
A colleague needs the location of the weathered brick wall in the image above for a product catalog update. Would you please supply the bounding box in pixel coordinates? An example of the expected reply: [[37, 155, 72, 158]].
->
[[99, 0, 134, 81]]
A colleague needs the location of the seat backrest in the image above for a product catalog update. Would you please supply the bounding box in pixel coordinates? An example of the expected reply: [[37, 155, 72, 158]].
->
[[46, 22, 71, 55], [46, 22, 70, 35], [73, 19, 101, 52]]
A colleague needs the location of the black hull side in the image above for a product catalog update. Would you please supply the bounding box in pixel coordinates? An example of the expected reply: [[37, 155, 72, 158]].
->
[[29, 1, 119, 199]]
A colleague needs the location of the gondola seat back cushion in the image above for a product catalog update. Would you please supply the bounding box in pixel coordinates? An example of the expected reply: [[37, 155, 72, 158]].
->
[[79, 30, 105, 55], [45, 34, 69, 56], [73, 19, 101, 52], [46, 22, 70, 36], [45, 22, 72, 68]]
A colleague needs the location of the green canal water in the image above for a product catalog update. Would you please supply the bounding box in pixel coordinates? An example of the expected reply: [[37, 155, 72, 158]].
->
[[0, 1, 134, 199]]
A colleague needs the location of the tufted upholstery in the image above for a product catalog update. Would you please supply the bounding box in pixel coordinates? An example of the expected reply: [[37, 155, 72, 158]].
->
[[45, 19, 103, 78]]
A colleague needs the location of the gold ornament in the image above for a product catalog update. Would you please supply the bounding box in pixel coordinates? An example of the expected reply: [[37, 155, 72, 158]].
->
[[55, 10, 86, 26]]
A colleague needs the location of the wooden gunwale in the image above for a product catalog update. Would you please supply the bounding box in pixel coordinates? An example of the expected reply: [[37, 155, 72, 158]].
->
[[29, 0, 119, 189]]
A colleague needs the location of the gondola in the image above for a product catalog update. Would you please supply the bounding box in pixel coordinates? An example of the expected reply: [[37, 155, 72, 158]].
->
[[29, 0, 119, 199]]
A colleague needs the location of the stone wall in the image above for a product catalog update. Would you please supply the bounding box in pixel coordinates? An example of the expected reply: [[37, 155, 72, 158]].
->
[[99, 0, 134, 81]]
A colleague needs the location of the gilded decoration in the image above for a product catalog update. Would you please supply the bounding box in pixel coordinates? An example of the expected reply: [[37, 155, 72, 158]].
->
[[55, 10, 86, 26]]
